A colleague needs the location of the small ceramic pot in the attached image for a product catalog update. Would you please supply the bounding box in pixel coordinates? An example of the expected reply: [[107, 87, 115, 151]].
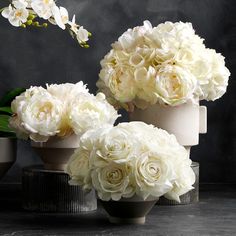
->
[[31, 135, 80, 171], [0, 137, 17, 179], [129, 101, 207, 146], [100, 195, 158, 224]]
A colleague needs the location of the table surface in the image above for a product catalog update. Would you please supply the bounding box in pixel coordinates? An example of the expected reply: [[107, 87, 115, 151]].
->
[[0, 184, 235, 236]]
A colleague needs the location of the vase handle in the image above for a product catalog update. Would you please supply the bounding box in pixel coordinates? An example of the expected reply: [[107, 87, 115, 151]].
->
[[199, 106, 207, 134]]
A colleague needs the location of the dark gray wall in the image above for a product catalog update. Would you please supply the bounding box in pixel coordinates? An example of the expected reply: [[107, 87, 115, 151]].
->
[[0, 0, 235, 183]]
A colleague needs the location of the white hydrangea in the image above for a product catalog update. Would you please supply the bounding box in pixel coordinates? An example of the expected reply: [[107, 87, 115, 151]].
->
[[97, 21, 230, 110]]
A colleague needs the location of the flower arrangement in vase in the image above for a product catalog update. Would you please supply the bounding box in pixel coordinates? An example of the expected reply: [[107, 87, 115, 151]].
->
[[10, 82, 119, 170], [0, 88, 25, 179], [66, 122, 195, 224], [96, 21, 230, 147], [1, 0, 91, 47]]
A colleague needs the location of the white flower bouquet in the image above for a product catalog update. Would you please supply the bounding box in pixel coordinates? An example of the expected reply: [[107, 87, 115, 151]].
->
[[1, 0, 90, 47], [66, 122, 195, 202], [9, 82, 119, 142], [97, 21, 230, 110]]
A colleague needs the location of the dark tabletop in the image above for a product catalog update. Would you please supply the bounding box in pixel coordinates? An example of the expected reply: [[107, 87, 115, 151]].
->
[[0, 184, 235, 236]]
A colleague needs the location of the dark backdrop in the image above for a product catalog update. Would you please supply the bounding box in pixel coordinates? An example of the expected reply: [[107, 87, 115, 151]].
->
[[0, 0, 235, 183]]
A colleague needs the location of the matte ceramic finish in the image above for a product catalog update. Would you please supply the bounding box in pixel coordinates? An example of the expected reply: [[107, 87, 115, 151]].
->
[[31, 135, 80, 171], [129, 102, 207, 146], [100, 196, 158, 224], [0, 138, 17, 179]]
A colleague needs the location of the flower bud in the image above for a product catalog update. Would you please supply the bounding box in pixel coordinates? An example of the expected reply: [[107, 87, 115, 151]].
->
[[26, 20, 32, 26], [20, 24, 26, 28], [28, 14, 36, 20], [42, 23, 48, 28], [32, 22, 39, 27]]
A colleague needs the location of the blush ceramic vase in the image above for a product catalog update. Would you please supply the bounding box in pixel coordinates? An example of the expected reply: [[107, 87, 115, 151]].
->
[[0, 137, 17, 179], [100, 195, 158, 224], [129, 101, 207, 147], [31, 135, 80, 171]]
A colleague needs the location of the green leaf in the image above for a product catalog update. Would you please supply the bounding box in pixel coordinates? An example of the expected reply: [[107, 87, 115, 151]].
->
[[0, 115, 14, 133], [0, 88, 26, 107], [0, 107, 12, 115]]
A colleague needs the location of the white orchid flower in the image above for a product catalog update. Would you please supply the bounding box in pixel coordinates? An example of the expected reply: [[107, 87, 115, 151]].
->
[[77, 26, 89, 43], [12, 0, 29, 9], [2, 5, 29, 27], [68, 15, 79, 34], [31, 0, 56, 20], [51, 6, 69, 30]]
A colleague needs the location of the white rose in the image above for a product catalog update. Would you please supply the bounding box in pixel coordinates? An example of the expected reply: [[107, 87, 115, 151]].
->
[[164, 159, 195, 202], [91, 162, 135, 201], [99, 67, 137, 103], [155, 65, 197, 105], [2, 5, 28, 27], [65, 146, 92, 190], [20, 91, 63, 142], [134, 151, 175, 200], [69, 93, 119, 136], [91, 125, 137, 166]]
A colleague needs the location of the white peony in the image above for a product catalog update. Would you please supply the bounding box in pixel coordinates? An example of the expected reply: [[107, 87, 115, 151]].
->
[[69, 92, 119, 136], [155, 65, 197, 105], [46, 82, 88, 101], [10, 83, 119, 142], [20, 91, 63, 142], [97, 20, 230, 110], [2, 5, 29, 27]]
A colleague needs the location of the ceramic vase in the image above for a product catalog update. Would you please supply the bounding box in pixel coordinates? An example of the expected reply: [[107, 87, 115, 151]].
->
[[31, 135, 80, 171], [100, 195, 158, 224], [129, 101, 207, 147], [0, 137, 17, 179]]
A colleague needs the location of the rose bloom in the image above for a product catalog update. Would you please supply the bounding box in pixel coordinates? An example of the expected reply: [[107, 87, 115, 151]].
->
[[66, 122, 195, 202]]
